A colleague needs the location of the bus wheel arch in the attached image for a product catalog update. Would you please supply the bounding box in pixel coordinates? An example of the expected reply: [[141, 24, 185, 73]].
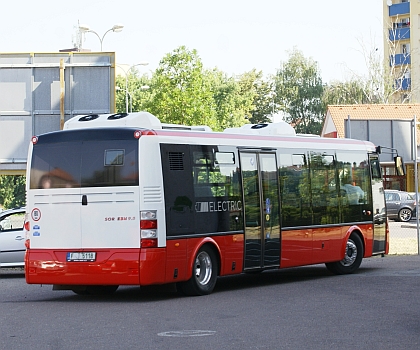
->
[[178, 243, 220, 296], [325, 231, 364, 275]]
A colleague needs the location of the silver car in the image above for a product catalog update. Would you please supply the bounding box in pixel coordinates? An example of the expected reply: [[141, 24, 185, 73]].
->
[[384, 190, 416, 222], [0, 207, 26, 267]]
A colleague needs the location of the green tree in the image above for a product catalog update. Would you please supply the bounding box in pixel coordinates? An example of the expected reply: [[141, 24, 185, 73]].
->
[[274, 48, 324, 134], [206, 69, 258, 130], [322, 80, 370, 105], [145, 46, 217, 128], [249, 72, 275, 124], [0, 175, 26, 209], [116, 72, 152, 113]]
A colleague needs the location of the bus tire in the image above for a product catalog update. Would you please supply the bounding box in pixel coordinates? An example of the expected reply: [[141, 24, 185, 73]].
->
[[72, 285, 119, 295], [178, 246, 218, 296], [325, 233, 363, 275]]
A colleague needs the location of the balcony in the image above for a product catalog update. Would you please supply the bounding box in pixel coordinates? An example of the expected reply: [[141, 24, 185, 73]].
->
[[389, 2, 410, 16], [395, 78, 411, 91], [389, 28, 410, 41], [390, 53, 411, 66]]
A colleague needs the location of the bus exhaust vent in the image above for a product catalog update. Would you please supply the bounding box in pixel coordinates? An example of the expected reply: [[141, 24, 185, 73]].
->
[[169, 152, 184, 171], [78, 114, 100, 122], [107, 113, 129, 120], [64, 112, 162, 130], [223, 121, 296, 136]]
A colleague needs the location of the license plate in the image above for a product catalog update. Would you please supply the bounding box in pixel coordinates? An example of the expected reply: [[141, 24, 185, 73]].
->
[[66, 252, 96, 262]]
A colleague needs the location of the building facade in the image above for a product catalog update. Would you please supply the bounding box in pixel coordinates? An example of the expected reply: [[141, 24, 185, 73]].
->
[[383, 0, 420, 103], [322, 104, 420, 191]]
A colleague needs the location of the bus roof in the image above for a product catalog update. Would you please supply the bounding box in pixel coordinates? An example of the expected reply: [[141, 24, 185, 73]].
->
[[61, 112, 375, 151]]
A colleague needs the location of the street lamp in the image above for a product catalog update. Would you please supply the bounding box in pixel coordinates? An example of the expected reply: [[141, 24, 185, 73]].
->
[[116, 85, 149, 113], [79, 23, 124, 51], [117, 62, 149, 112]]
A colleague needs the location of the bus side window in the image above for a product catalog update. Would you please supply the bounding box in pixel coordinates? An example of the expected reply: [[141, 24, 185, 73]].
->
[[309, 153, 338, 225], [279, 153, 311, 227], [336, 152, 372, 223], [191, 147, 242, 233]]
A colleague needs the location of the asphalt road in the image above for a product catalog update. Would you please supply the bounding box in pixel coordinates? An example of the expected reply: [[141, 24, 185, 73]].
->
[[1, 255, 420, 350]]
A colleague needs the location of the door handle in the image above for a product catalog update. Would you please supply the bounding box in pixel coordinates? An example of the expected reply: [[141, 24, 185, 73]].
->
[[82, 195, 88, 206]]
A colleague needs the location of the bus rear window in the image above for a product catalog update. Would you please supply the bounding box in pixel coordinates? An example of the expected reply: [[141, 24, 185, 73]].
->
[[30, 140, 138, 189]]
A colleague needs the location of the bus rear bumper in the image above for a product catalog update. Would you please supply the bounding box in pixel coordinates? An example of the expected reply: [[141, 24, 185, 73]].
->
[[25, 248, 141, 286]]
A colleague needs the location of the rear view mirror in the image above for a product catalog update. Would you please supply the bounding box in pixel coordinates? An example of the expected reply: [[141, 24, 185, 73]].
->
[[394, 156, 405, 176]]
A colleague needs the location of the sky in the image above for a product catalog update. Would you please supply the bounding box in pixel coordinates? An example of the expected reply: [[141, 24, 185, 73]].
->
[[1, 0, 384, 83]]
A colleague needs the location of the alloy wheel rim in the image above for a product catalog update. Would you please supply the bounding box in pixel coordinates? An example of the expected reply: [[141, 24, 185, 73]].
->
[[341, 239, 357, 267], [195, 251, 212, 285]]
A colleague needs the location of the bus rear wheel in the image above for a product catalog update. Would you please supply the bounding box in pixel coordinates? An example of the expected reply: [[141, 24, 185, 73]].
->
[[178, 246, 218, 296], [326, 233, 363, 275]]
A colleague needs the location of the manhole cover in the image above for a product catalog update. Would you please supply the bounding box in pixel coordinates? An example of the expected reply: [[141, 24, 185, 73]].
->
[[157, 330, 216, 337]]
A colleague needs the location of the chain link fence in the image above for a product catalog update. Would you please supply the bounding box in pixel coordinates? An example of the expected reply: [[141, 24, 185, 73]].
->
[[388, 220, 419, 255]]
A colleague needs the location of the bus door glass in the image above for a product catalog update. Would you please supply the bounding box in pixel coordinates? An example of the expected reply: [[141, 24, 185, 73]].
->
[[369, 153, 387, 253], [240, 151, 280, 269]]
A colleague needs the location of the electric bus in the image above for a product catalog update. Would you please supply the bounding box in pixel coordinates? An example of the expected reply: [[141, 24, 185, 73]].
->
[[24, 112, 389, 296]]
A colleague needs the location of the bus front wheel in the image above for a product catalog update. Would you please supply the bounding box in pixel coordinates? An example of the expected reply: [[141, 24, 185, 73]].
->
[[178, 246, 218, 296], [326, 233, 363, 275]]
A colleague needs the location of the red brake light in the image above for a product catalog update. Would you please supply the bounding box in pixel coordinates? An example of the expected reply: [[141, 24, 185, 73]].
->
[[141, 130, 157, 136], [134, 130, 157, 139], [32, 136, 38, 144], [140, 220, 157, 229], [141, 239, 157, 248]]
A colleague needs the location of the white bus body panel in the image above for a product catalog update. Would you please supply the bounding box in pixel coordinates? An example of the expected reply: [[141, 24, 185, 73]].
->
[[29, 187, 140, 249], [139, 136, 166, 247]]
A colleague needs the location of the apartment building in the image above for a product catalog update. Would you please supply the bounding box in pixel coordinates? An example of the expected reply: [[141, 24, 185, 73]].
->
[[383, 0, 420, 102]]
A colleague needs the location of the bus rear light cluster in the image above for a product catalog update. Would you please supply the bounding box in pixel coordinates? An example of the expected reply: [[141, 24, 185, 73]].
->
[[140, 210, 157, 248], [134, 130, 157, 139]]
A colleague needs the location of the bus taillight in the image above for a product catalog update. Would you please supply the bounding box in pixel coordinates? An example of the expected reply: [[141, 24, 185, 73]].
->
[[140, 210, 157, 248]]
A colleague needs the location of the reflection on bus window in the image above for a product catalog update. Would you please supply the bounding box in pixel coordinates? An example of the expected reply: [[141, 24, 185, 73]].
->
[[336, 152, 372, 223], [279, 153, 311, 227]]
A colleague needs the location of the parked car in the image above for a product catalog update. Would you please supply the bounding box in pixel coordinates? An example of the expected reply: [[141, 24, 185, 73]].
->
[[384, 190, 416, 222], [0, 207, 26, 267]]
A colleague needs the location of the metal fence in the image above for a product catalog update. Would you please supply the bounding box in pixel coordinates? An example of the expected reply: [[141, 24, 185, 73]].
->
[[388, 220, 419, 255]]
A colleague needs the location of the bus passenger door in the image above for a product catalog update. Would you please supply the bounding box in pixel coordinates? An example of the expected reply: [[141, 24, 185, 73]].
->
[[240, 152, 280, 270], [369, 154, 387, 254]]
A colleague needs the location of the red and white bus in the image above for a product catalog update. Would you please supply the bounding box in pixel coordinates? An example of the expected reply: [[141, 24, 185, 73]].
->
[[25, 112, 389, 295]]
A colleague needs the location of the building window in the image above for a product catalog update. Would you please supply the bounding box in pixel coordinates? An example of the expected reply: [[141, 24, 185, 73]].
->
[[402, 43, 410, 54]]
